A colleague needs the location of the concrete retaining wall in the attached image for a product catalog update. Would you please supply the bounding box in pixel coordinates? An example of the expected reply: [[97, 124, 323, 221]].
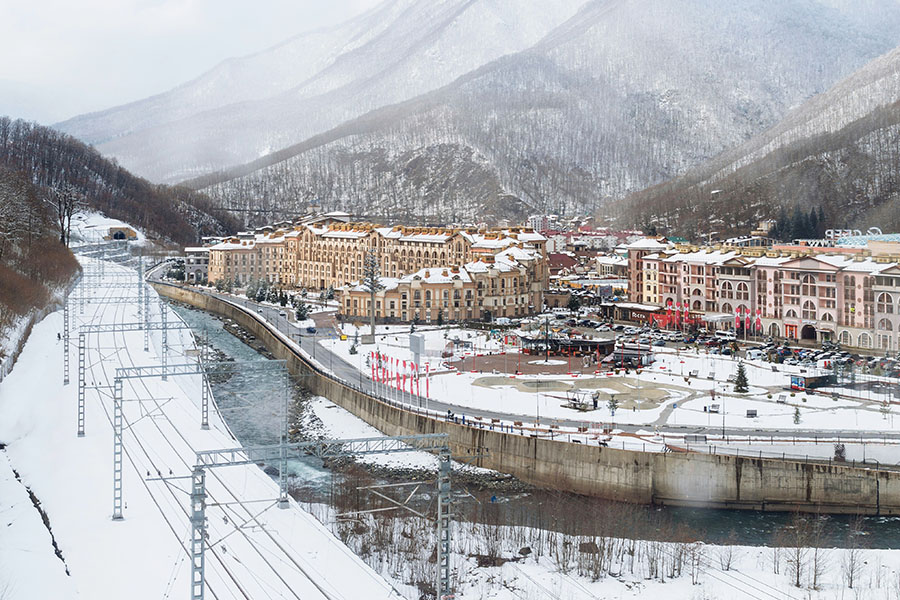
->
[[153, 282, 900, 515]]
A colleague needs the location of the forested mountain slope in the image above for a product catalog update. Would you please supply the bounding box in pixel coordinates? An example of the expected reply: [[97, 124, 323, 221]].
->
[[0, 117, 239, 246], [55, 0, 587, 183], [618, 45, 900, 237], [186, 0, 900, 224]]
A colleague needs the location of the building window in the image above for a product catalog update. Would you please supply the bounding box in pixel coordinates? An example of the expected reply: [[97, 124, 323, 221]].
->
[[802, 301, 816, 321]]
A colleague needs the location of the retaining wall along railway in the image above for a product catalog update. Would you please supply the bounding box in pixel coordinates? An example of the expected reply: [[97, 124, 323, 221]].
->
[[153, 282, 900, 515]]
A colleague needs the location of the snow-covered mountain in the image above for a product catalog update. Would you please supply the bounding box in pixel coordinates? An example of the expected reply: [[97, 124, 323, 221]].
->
[[55, 0, 587, 183], [620, 43, 900, 237], [181, 0, 900, 224]]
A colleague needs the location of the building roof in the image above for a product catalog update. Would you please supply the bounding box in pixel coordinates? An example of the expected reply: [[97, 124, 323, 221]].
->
[[624, 237, 670, 250], [595, 255, 627, 266]]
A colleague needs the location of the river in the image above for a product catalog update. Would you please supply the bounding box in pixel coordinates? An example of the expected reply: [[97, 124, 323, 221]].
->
[[169, 301, 900, 549]]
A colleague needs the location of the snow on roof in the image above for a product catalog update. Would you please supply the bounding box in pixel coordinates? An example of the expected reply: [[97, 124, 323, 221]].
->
[[403, 267, 472, 284], [751, 256, 792, 267], [321, 229, 370, 239], [595, 255, 627, 265], [497, 246, 539, 262], [624, 237, 670, 250], [815, 255, 889, 273], [209, 239, 257, 251], [399, 233, 453, 243], [613, 302, 664, 311], [347, 277, 402, 293], [661, 249, 739, 265], [346, 267, 472, 291]]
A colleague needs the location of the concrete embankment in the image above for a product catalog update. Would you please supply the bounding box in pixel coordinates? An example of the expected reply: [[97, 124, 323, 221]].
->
[[153, 282, 900, 515]]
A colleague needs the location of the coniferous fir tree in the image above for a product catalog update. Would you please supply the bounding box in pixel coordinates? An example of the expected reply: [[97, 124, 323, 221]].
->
[[362, 249, 383, 340], [734, 362, 749, 393]]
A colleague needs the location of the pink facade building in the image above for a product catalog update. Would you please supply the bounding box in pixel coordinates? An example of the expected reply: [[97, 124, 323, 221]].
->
[[627, 239, 900, 351]]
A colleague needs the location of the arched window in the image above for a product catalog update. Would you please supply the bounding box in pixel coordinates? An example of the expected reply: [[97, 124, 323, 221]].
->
[[802, 301, 817, 320], [858, 332, 872, 349], [769, 323, 780, 338], [692, 300, 702, 310], [736, 282, 749, 300], [877, 318, 893, 331], [721, 303, 733, 314], [720, 281, 733, 299], [801, 274, 816, 296], [839, 330, 851, 345], [877, 293, 894, 314], [820, 312, 834, 322], [786, 309, 798, 319]]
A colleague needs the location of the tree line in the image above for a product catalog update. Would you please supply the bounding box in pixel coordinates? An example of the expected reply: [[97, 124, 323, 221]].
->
[[0, 117, 239, 246]]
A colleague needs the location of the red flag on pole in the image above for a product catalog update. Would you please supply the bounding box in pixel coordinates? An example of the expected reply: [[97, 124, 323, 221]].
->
[[756, 308, 762, 331], [402, 360, 407, 392]]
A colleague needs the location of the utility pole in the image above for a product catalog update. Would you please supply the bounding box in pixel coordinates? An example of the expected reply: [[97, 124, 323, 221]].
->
[[544, 315, 550, 363]]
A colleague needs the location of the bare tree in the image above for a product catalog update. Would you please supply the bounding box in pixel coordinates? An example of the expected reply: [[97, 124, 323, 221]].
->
[[778, 512, 811, 588], [809, 514, 828, 590], [45, 183, 83, 246], [0, 172, 25, 261], [716, 529, 741, 571], [688, 541, 705, 584], [841, 515, 866, 590]]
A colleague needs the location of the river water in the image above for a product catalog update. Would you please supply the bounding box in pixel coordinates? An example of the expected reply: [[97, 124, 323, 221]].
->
[[169, 302, 900, 549]]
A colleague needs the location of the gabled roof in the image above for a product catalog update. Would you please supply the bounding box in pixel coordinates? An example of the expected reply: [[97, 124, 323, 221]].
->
[[778, 255, 843, 270]]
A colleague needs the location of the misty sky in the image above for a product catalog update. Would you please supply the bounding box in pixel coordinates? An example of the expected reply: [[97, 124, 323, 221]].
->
[[0, 0, 381, 124]]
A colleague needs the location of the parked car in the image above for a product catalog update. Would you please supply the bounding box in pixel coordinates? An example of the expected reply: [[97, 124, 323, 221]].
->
[[306, 326, 317, 334]]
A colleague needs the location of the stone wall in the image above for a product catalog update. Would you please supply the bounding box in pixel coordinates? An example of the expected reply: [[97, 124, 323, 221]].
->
[[153, 281, 900, 514]]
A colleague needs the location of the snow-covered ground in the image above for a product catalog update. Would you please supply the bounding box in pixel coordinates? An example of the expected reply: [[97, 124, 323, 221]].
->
[[0, 257, 401, 600], [9, 250, 900, 599], [69, 211, 148, 245], [320, 328, 900, 437]]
